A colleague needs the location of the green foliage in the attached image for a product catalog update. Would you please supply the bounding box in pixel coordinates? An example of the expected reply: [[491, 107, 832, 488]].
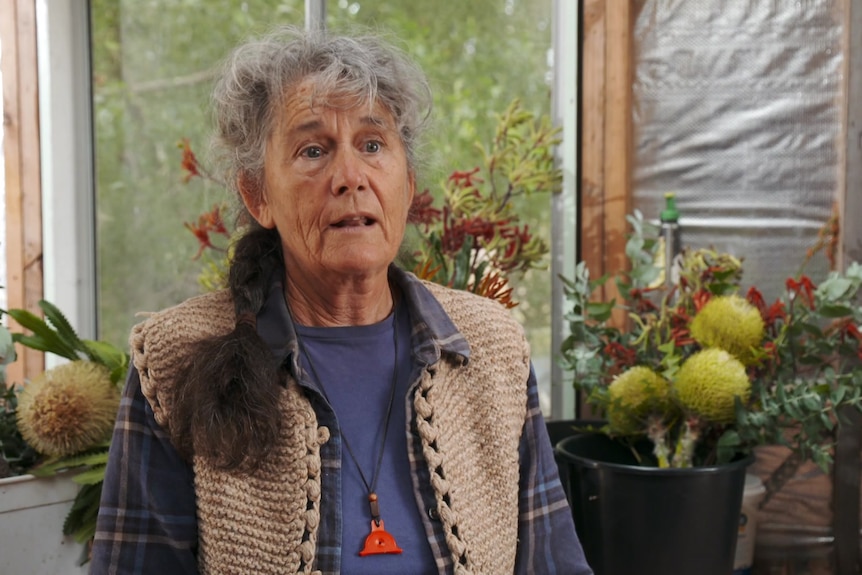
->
[[0, 385, 39, 477], [64, 482, 104, 544], [560, 211, 862, 471], [4, 301, 128, 385], [30, 444, 112, 544], [0, 319, 36, 478]]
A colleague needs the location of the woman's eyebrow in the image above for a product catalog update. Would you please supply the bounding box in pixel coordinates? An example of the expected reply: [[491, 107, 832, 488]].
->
[[289, 119, 324, 135], [361, 115, 388, 128], [287, 116, 388, 137]]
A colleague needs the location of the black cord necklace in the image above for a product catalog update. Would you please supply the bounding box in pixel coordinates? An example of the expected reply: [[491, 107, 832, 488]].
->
[[296, 300, 404, 557]]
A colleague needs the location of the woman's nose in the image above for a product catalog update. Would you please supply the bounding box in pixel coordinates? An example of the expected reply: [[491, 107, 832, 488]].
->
[[331, 148, 367, 195]]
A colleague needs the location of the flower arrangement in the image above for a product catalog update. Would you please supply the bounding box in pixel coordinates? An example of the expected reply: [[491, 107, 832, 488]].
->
[[559, 209, 862, 475], [404, 99, 561, 307], [0, 301, 128, 548]]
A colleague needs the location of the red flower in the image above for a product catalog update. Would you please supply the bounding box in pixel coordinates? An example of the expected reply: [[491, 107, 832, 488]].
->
[[448, 167, 482, 188], [461, 216, 499, 242], [832, 318, 862, 358], [178, 138, 201, 183], [475, 273, 517, 309], [202, 204, 229, 236], [845, 321, 862, 341], [629, 287, 658, 314], [185, 204, 229, 259], [407, 189, 442, 229], [497, 224, 535, 272], [786, 276, 817, 309], [439, 210, 499, 254], [670, 326, 695, 347], [666, 304, 696, 346], [746, 286, 766, 313], [184, 221, 214, 260], [692, 289, 712, 312], [765, 300, 787, 323], [604, 341, 637, 371]]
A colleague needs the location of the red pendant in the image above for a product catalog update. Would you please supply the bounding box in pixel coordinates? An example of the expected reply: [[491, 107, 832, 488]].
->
[[359, 520, 404, 556]]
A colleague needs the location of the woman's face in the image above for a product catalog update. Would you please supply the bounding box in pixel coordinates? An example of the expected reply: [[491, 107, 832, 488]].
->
[[243, 80, 415, 283]]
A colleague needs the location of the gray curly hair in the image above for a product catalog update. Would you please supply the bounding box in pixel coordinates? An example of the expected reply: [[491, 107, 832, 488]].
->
[[211, 26, 432, 202]]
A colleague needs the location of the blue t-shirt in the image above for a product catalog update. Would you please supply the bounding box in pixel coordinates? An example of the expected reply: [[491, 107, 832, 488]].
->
[[295, 300, 436, 574]]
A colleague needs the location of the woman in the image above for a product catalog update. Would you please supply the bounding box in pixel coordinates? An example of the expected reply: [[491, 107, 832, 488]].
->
[[90, 26, 592, 575]]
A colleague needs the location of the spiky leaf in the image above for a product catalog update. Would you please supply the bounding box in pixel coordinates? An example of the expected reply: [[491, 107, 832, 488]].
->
[[4, 309, 80, 360], [39, 300, 88, 355]]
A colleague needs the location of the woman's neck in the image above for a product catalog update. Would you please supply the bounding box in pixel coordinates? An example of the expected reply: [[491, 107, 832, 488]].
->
[[284, 270, 395, 327]]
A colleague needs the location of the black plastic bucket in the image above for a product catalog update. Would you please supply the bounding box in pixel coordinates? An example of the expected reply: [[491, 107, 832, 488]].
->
[[545, 419, 604, 502], [556, 432, 752, 575]]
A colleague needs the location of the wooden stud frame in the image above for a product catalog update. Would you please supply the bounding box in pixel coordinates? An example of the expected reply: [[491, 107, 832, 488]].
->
[[1, 0, 44, 384], [579, 0, 637, 328]]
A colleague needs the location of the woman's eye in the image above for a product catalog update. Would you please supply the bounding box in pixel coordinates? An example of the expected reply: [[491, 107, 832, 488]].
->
[[365, 140, 382, 153], [302, 146, 324, 159]]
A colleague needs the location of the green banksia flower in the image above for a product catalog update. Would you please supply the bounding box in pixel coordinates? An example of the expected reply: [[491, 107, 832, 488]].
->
[[606, 366, 672, 435], [690, 295, 765, 365], [673, 348, 751, 424], [16, 361, 119, 457]]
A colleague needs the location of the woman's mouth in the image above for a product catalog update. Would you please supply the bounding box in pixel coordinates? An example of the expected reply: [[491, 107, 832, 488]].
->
[[332, 216, 374, 228]]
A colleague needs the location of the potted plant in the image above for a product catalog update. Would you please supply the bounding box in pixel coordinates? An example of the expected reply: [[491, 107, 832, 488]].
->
[[0, 301, 128, 573], [556, 207, 862, 575]]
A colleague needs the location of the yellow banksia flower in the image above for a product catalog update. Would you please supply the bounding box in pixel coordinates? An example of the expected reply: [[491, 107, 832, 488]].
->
[[690, 295, 765, 365], [607, 366, 672, 435], [674, 349, 751, 424], [16, 361, 119, 457]]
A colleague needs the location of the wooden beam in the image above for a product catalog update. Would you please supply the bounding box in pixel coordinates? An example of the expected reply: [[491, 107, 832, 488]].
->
[[602, 0, 634, 325], [1, 0, 44, 384], [579, 0, 607, 295], [579, 0, 635, 319]]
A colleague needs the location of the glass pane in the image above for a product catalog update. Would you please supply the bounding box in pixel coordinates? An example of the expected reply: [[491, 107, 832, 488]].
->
[[92, 1, 305, 348]]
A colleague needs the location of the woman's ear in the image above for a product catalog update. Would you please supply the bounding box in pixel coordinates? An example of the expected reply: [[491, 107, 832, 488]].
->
[[238, 171, 275, 229], [406, 170, 416, 205]]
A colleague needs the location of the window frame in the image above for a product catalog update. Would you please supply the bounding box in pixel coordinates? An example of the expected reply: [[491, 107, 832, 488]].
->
[[37, 0, 97, 347]]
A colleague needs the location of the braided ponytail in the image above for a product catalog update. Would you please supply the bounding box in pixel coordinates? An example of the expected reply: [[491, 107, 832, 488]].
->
[[168, 225, 286, 472]]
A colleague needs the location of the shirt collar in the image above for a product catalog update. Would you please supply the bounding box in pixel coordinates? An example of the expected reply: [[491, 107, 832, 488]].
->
[[254, 264, 471, 379]]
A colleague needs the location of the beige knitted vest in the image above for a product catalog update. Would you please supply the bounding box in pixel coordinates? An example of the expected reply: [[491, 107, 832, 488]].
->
[[131, 282, 529, 575]]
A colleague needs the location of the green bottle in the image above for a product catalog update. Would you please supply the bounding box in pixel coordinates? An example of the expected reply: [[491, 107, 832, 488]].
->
[[660, 193, 681, 288]]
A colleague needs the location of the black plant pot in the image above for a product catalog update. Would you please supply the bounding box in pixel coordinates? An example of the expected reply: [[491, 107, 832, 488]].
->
[[556, 432, 752, 575], [545, 419, 604, 502]]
